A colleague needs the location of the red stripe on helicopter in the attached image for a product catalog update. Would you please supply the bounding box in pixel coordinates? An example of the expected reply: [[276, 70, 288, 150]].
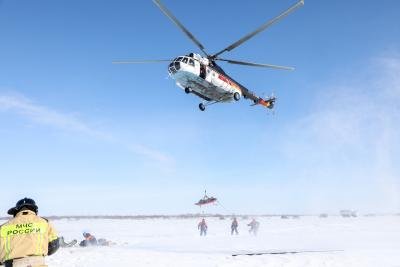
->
[[258, 98, 271, 107], [218, 74, 241, 91]]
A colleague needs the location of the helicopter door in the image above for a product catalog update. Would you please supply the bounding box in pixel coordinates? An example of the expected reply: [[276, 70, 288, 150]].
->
[[205, 67, 212, 83], [199, 64, 206, 79]]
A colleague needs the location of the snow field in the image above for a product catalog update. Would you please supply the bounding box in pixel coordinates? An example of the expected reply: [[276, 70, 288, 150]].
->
[[3, 216, 400, 266]]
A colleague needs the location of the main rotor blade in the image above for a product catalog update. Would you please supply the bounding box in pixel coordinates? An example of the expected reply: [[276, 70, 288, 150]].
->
[[216, 58, 294, 71], [112, 59, 172, 64], [152, 0, 209, 56], [212, 0, 304, 58]]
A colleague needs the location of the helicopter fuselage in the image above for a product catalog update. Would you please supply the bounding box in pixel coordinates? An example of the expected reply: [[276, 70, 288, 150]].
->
[[168, 53, 243, 103], [116, 0, 303, 111]]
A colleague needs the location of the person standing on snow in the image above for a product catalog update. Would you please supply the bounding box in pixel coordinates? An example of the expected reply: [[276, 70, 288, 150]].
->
[[248, 218, 260, 236], [0, 198, 59, 267], [231, 217, 239, 235], [198, 218, 208, 236]]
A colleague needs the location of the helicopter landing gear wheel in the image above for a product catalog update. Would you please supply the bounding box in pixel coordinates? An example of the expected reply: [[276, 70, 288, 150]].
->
[[233, 92, 241, 101], [199, 103, 206, 111], [185, 87, 192, 94]]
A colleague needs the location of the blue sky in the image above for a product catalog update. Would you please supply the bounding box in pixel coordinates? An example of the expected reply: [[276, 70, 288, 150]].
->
[[0, 0, 399, 215]]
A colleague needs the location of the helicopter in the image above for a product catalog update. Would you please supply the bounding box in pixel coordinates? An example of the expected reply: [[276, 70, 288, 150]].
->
[[114, 0, 304, 111]]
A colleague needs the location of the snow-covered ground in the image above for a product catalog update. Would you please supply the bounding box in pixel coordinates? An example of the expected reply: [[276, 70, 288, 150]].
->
[[3, 216, 400, 267]]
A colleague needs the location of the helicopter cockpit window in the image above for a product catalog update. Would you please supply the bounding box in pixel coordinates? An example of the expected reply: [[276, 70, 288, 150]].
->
[[189, 59, 194, 66], [177, 57, 183, 61], [182, 57, 188, 64]]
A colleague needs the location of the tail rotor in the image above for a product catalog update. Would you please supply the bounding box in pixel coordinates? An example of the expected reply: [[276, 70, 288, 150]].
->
[[252, 91, 276, 113], [267, 91, 277, 115]]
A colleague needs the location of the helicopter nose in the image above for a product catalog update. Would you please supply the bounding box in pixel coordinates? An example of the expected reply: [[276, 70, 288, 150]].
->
[[168, 61, 180, 74], [168, 62, 175, 74]]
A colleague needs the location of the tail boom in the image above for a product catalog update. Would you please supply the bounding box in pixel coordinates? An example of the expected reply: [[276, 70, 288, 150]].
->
[[251, 97, 275, 109]]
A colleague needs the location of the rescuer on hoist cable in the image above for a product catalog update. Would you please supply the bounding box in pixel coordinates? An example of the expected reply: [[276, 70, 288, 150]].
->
[[0, 198, 60, 267]]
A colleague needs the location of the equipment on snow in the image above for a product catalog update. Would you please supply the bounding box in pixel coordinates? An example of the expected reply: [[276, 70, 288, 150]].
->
[[59, 237, 78, 248], [232, 249, 344, 256]]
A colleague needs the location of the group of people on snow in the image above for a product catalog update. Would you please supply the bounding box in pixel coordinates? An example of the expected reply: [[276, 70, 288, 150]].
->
[[198, 217, 260, 236], [1, 197, 261, 267], [59, 232, 115, 248]]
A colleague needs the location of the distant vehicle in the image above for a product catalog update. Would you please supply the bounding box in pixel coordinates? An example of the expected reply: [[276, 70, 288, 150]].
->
[[340, 210, 357, 218], [319, 213, 328, 218], [281, 215, 289, 219], [114, 0, 304, 111]]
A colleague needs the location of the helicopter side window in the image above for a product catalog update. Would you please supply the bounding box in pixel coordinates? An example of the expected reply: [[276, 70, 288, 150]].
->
[[182, 57, 188, 64], [188, 59, 194, 66], [177, 57, 183, 61]]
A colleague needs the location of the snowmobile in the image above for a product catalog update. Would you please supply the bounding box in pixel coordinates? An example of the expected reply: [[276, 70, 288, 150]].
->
[[195, 191, 217, 206]]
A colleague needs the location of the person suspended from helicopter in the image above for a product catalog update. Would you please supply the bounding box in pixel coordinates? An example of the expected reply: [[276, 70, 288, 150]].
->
[[195, 190, 217, 206], [231, 217, 239, 235], [198, 218, 208, 236], [248, 218, 260, 236]]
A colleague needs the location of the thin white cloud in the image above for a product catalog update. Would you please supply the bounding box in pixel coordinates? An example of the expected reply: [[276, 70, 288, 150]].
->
[[0, 93, 173, 164], [127, 144, 172, 164], [0, 94, 110, 139], [280, 55, 400, 213]]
